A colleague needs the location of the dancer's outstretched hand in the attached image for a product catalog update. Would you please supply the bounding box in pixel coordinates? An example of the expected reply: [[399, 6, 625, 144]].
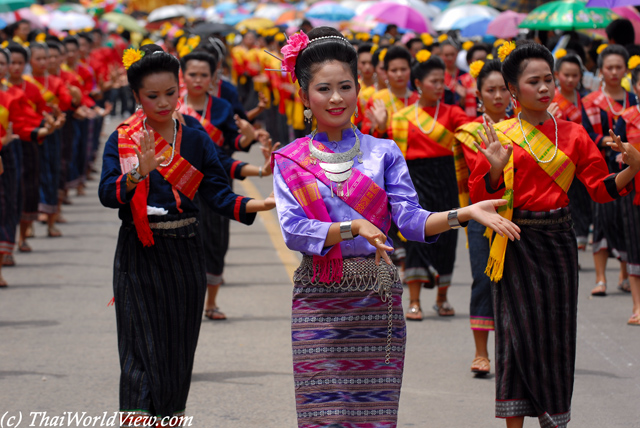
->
[[475, 123, 512, 172], [607, 129, 640, 171], [469, 199, 520, 241]]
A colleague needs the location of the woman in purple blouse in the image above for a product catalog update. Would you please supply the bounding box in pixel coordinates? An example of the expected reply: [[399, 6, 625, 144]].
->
[[271, 27, 520, 428]]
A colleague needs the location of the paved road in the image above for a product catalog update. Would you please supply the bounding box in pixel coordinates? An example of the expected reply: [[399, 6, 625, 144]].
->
[[1, 117, 638, 427]]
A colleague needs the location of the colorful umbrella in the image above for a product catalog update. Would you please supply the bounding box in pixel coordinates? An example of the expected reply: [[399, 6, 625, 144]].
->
[[254, 4, 293, 21], [306, 3, 356, 21], [192, 21, 237, 36], [519, 0, 617, 30], [224, 12, 253, 26], [102, 12, 146, 33], [486, 10, 527, 39], [360, 2, 434, 34], [275, 9, 305, 25], [486, 0, 542, 13], [392, 0, 441, 19], [0, 0, 33, 13], [453, 16, 493, 38], [235, 17, 276, 31], [612, 6, 640, 44], [48, 10, 94, 32], [447, 0, 489, 9], [432, 5, 500, 32], [586, 0, 640, 6], [148, 5, 193, 23]]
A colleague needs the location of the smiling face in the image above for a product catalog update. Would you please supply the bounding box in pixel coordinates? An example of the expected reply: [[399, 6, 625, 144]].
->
[[134, 72, 179, 124], [600, 53, 626, 89], [478, 71, 510, 117], [555, 60, 581, 92], [183, 60, 213, 97], [512, 58, 555, 111], [301, 60, 358, 137], [386, 58, 410, 92]]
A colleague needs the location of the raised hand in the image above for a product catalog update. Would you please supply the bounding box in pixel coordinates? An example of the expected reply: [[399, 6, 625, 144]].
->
[[475, 122, 512, 171], [607, 129, 640, 170], [133, 130, 165, 176], [547, 102, 561, 118], [369, 99, 389, 132], [260, 138, 281, 177], [469, 199, 520, 241], [353, 219, 394, 266], [235, 115, 256, 142]]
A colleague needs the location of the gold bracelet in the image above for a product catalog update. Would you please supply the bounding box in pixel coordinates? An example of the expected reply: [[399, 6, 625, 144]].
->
[[126, 173, 140, 185]]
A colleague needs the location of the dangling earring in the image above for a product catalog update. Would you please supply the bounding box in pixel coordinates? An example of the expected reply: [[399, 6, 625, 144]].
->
[[175, 100, 182, 112], [477, 99, 484, 112], [635, 93, 639, 104], [385, 79, 389, 87], [304, 108, 313, 123], [417, 88, 422, 96], [355, 105, 359, 118], [135, 104, 144, 118]]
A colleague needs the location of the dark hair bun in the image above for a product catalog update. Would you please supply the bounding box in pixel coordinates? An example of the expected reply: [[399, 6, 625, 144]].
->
[[501, 40, 554, 89], [127, 44, 180, 94]]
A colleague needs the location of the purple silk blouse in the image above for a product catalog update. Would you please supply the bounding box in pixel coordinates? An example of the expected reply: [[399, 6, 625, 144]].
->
[[273, 127, 437, 258]]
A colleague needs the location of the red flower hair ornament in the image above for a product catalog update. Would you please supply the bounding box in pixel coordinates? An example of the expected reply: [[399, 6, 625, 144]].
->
[[280, 31, 309, 83]]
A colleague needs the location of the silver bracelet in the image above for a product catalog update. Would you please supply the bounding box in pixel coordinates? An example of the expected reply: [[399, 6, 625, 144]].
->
[[258, 166, 263, 178], [340, 221, 354, 240]]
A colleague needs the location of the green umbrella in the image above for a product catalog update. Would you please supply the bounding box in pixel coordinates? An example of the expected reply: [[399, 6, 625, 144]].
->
[[447, 0, 489, 9], [102, 12, 146, 34], [0, 0, 33, 13], [519, 0, 617, 30]]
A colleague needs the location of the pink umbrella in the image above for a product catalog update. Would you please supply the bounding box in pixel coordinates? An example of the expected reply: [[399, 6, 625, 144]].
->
[[486, 10, 526, 39], [359, 2, 434, 34]]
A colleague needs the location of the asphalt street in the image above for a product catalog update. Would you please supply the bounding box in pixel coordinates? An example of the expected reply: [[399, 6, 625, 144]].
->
[[1, 117, 638, 427]]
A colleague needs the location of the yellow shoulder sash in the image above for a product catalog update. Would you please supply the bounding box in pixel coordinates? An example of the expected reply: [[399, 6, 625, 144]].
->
[[391, 103, 454, 158]]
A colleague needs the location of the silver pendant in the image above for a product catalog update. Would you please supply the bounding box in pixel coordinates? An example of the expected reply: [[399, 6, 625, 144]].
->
[[319, 160, 353, 174]]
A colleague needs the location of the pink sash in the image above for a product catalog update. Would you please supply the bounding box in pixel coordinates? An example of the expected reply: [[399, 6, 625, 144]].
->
[[273, 135, 391, 283]]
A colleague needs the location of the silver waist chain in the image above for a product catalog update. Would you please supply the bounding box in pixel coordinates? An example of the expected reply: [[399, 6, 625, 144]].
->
[[295, 256, 399, 364]]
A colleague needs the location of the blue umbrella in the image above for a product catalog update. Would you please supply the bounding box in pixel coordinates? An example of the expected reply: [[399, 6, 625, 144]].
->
[[429, 1, 450, 10], [306, 4, 356, 21], [0, 17, 6, 30], [214, 3, 238, 14], [451, 15, 493, 38], [224, 12, 252, 26]]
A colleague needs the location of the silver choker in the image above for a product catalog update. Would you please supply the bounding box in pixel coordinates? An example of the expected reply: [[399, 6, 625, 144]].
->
[[309, 125, 363, 198]]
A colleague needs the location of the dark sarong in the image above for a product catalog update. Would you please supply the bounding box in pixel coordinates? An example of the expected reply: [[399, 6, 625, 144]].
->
[[405, 156, 458, 287], [196, 193, 229, 286], [20, 140, 40, 221], [0, 141, 20, 254], [494, 208, 576, 428], [292, 256, 406, 428], [621, 191, 640, 277], [567, 178, 592, 248], [38, 131, 61, 214], [468, 219, 493, 331], [592, 198, 627, 260], [113, 214, 206, 418], [59, 111, 75, 191]]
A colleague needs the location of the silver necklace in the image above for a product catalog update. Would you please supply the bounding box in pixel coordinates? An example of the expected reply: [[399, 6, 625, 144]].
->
[[415, 100, 440, 134], [603, 83, 626, 116], [309, 124, 363, 198], [389, 89, 409, 113], [517, 112, 558, 164], [183, 93, 208, 115], [143, 118, 177, 168]]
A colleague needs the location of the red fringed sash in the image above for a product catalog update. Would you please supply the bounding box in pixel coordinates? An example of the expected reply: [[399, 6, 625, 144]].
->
[[273, 136, 391, 283], [117, 114, 204, 246], [553, 91, 582, 123], [178, 96, 224, 146], [621, 106, 640, 205], [583, 90, 626, 136]]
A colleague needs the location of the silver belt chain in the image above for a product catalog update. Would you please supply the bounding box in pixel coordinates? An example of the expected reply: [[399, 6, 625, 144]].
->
[[295, 256, 398, 364], [147, 217, 197, 229]]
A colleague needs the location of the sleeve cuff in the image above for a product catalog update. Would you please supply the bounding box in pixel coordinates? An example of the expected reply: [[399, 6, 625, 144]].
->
[[234, 196, 257, 225], [605, 172, 632, 198], [116, 174, 135, 204], [484, 172, 505, 194], [230, 161, 248, 180], [31, 128, 41, 143]]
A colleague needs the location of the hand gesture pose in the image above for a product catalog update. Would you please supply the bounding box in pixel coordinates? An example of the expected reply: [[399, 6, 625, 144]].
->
[[234, 114, 256, 143], [468, 200, 520, 241], [134, 130, 166, 177], [1, 123, 18, 146], [259, 136, 281, 177], [607, 129, 640, 171], [547, 102, 561, 118], [353, 220, 394, 266], [367, 99, 389, 132], [475, 123, 512, 187]]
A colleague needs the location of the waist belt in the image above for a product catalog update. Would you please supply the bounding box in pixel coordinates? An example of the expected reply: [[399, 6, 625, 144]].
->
[[144, 217, 197, 230]]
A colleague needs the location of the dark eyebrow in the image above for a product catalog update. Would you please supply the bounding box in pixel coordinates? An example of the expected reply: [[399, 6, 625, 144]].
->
[[314, 80, 352, 87]]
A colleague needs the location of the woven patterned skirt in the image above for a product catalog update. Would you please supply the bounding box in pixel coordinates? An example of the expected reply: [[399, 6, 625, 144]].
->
[[567, 178, 592, 248], [621, 191, 640, 277], [292, 256, 406, 428], [38, 131, 61, 214], [20, 140, 40, 221], [0, 142, 20, 254], [467, 219, 493, 331], [592, 197, 627, 260], [494, 208, 577, 428], [113, 214, 206, 419], [196, 188, 230, 286], [404, 157, 458, 287]]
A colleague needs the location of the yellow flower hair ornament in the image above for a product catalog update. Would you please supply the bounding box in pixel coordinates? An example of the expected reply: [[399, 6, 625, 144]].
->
[[372, 35, 380, 44], [0, 41, 7, 49], [554, 48, 567, 59], [370, 44, 378, 55], [498, 41, 516, 62], [493, 38, 506, 48], [437, 34, 448, 43], [469, 60, 484, 79], [415, 49, 431, 63], [275, 33, 286, 43], [35, 33, 46, 43], [141, 38, 154, 47], [378, 48, 388, 62], [122, 48, 144, 70], [486, 53, 494, 60], [462, 40, 474, 51], [597, 43, 608, 55], [421, 33, 433, 46], [629, 55, 640, 70]]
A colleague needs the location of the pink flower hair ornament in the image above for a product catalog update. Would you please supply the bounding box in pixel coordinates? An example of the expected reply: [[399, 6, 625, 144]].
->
[[280, 31, 309, 83]]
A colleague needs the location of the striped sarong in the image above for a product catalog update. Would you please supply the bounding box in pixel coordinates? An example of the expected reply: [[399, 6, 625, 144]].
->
[[292, 256, 406, 428], [494, 208, 576, 428], [404, 156, 458, 288], [0, 140, 20, 254], [567, 179, 592, 248], [20, 139, 40, 221], [592, 197, 627, 260], [196, 191, 230, 286], [113, 214, 206, 418], [38, 131, 61, 214], [622, 190, 640, 277]]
